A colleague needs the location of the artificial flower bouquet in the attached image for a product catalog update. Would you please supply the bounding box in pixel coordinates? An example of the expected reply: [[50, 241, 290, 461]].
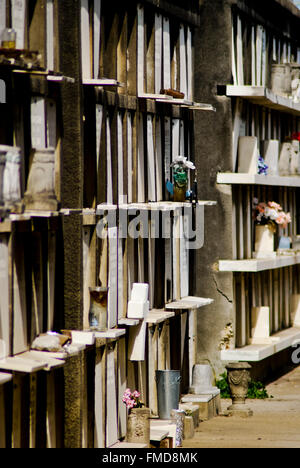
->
[[253, 198, 291, 232], [122, 388, 144, 411]]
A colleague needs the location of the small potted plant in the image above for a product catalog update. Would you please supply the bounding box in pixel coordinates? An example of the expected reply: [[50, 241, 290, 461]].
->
[[253, 198, 291, 258], [123, 388, 150, 446]]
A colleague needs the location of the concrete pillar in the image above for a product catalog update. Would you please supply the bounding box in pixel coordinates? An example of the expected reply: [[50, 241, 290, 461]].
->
[[193, 0, 235, 377]]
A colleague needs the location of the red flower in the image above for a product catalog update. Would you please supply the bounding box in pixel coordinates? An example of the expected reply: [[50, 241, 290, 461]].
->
[[291, 132, 300, 141]]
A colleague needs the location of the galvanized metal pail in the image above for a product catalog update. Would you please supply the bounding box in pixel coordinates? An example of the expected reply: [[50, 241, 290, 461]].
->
[[155, 370, 181, 419]]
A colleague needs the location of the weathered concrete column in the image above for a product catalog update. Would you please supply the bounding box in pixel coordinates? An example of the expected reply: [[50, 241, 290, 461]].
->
[[57, 0, 85, 448], [193, 0, 235, 377]]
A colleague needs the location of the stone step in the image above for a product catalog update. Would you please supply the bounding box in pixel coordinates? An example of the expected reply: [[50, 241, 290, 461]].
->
[[179, 403, 200, 428], [181, 392, 221, 422], [109, 441, 148, 449]]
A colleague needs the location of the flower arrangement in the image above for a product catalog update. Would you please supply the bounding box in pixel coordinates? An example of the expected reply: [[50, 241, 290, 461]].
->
[[290, 132, 300, 141], [122, 388, 144, 411], [253, 198, 291, 231]]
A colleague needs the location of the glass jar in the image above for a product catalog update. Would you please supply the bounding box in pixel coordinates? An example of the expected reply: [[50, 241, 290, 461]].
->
[[88, 287, 108, 330], [1, 28, 16, 49]]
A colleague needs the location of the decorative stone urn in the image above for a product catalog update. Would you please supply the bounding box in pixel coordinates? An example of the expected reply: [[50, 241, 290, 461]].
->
[[225, 362, 253, 417], [126, 407, 150, 446], [24, 147, 58, 211]]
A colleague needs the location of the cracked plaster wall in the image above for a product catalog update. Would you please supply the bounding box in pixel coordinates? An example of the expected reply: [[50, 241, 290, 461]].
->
[[193, 0, 235, 378]]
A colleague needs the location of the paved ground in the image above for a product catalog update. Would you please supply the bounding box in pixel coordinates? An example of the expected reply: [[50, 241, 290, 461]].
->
[[182, 364, 300, 448]]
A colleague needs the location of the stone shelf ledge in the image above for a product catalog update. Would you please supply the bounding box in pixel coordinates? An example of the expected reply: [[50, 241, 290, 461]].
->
[[118, 318, 141, 327], [150, 428, 170, 442], [0, 212, 62, 232], [82, 78, 125, 87], [220, 326, 300, 362], [139, 93, 216, 111], [219, 254, 300, 272], [27, 349, 68, 360], [24, 210, 60, 218], [150, 419, 176, 446], [12, 68, 75, 83], [71, 330, 96, 345], [217, 172, 300, 187], [17, 351, 66, 370], [94, 329, 126, 339], [0, 356, 50, 373], [0, 372, 12, 385], [224, 85, 300, 116], [165, 296, 214, 310], [95, 200, 217, 213], [146, 309, 175, 324]]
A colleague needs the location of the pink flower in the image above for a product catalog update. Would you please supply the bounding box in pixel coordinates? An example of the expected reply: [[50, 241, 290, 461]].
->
[[132, 390, 140, 399], [268, 201, 282, 211]]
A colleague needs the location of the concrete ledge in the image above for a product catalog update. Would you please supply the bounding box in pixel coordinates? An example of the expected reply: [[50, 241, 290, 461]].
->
[[179, 403, 200, 428], [181, 393, 221, 421], [110, 441, 148, 448], [221, 327, 300, 362]]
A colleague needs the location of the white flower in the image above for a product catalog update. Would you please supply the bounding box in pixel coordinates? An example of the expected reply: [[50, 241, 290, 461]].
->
[[171, 155, 195, 170], [264, 207, 279, 220]]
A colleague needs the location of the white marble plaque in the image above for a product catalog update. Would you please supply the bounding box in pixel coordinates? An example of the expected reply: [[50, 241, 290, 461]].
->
[[279, 142, 291, 176], [291, 294, 300, 327], [11, 0, 26, 49], [93, 0, 101, 79], [180, 215, 189, 299], [154, 13, 162, 94], [0, 236, 9, 359], [106, 347, 118, 447], [128, 319, 147, 361], [108, 227, 118, 329], [81, 0, 91, 79], [0, 80, 5, 104], [137, 4, 144, 95], [106, 117, 113, 204], [117, 112, 124, 204], [179, 24, 187, 97], [163, 17, 171, 89], [237, 136, 258, 174], [147, 115, 156, 202], [155, 117, 163, 201], [96, 104, 103, 173], [46, 100, 56, 148], [137, 115, 145, 202], [94, 349, 104, 448], [251, 306, 271, 341], [46, 0, 54, 70], [261, 140, 279, 176], [0, 0, 6, 33], [127, 113, 133, 203], [31, 97, 46, 149]]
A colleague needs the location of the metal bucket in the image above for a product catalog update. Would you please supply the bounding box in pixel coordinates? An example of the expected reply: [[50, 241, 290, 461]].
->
[[155, 370, 181, 419]]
